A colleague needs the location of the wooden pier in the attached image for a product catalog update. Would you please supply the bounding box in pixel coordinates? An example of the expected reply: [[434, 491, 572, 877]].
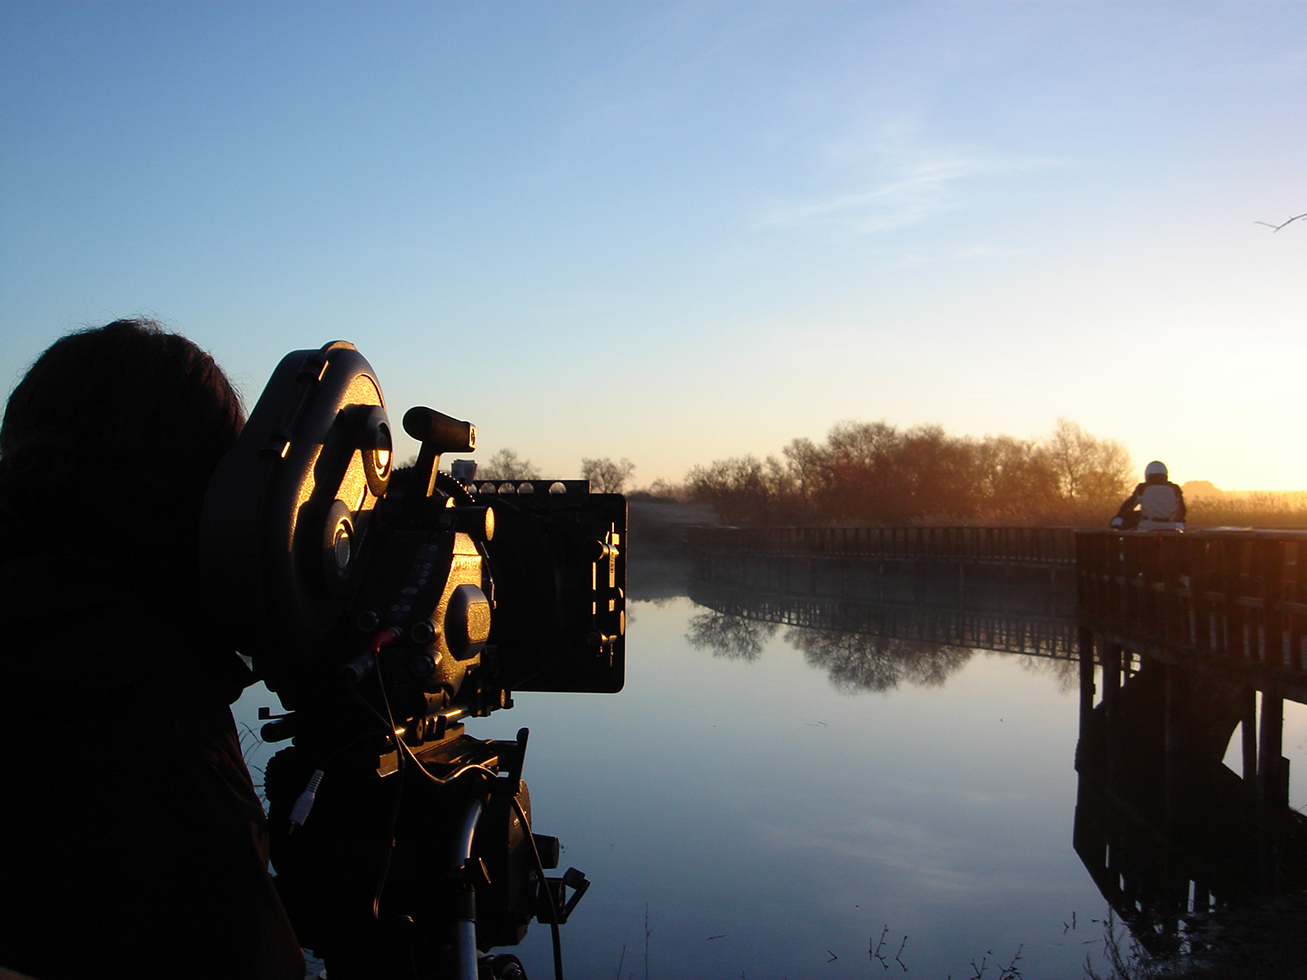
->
[[689, 525, 1075, 630], [1076, 528, 1307, 699], [689, 525, 1075, 566], [687, 526, 1078, 660], [1074, 529, 1307, 930]]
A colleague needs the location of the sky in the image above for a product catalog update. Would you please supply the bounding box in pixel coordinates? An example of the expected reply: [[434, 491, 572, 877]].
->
[[2, 1, 1305, 490]]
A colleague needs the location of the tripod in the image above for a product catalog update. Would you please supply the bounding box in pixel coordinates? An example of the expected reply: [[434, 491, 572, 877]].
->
[[264, 722, 588, 980]]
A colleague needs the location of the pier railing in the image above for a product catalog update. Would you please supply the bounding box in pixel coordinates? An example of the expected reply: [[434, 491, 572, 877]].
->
[[688, 525, 1076, 566], [1076, 529, 1307, 695]]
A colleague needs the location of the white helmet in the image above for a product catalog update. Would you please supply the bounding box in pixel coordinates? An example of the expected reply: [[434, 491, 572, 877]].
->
[[1144, 460, 1168, 479]]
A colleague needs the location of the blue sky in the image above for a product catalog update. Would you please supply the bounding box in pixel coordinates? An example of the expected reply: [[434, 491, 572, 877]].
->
[[2, 2, 1304, 489]]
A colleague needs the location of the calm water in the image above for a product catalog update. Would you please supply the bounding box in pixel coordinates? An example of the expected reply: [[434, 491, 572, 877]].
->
[[234, 589, 1307, 980]]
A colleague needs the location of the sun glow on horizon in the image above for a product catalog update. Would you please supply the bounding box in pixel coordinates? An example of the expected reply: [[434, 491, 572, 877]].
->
[[1, 3, 1303, 498]]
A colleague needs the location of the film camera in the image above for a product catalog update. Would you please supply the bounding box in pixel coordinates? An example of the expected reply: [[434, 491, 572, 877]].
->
[[199, 342, 626, 980]]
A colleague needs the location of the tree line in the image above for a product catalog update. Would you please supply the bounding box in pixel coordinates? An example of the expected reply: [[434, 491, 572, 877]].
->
[[684, 418, 1134, 526], [463, 416, 1146, 528], [473, 448, 637, 493]]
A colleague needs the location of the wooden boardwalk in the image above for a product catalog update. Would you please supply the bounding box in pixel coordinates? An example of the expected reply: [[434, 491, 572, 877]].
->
[[689, 525, 1075, 566], [685, 525, 1082, 659], [1076, 528, 1307, 700], [1074, 529, 1307, 924]]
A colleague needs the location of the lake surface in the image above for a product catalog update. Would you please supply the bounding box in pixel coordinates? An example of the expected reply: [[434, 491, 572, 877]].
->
[[234, 574, 1307, 979]]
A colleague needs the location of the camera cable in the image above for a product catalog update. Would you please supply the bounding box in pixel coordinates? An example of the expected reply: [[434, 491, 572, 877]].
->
[[366, 644, 499, 918], [510, 793, 565, 980]]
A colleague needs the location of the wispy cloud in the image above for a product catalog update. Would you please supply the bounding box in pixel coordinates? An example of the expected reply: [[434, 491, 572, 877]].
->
[[753, 150, 1064, 238]]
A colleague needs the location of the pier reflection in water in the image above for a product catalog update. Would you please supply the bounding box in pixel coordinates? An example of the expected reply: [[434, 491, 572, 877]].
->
[[689, 548, 1078, 693], [1074, 647, 1307, 968], [231, 551, 1307, 978], [1073, 653, 1307, 958]]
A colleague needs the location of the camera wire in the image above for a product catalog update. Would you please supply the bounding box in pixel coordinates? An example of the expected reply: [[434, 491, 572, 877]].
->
[[510, 793, 564, 980], [350, 633, 407, 921], [341, 674, 498, 789], [365, 635, 561, 977], [367, 647, 500, 922]]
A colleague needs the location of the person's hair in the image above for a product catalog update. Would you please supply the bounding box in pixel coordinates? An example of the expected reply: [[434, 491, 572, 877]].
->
[[0, 318, 244, 512]]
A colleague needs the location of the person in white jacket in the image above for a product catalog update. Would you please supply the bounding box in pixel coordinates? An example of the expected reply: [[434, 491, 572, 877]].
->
[[1111, 460, 1187, 531]]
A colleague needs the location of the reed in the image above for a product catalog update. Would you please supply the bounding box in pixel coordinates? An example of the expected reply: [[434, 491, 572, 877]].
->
[[1186, 492, 1307, 529]]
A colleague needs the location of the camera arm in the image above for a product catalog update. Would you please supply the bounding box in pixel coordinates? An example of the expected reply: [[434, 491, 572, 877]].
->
[[403, 406, 476, 522]]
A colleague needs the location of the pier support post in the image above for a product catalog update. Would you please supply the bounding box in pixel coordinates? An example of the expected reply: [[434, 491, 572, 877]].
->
[[1257, 690, 1286, 889], [1258, 691, 1284, 807], [1079, 626, 1095, 744], [1164, 662, 1176, 825], [1103, 642, 1123, 780], [1242, 686, 1257, 787]]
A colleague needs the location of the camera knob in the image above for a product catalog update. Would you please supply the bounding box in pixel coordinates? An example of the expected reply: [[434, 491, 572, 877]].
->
[[409, 620, 437, 645], [440, 506, 494, 542], [445, 584, 491, 661], [584, 539, 614, 562]]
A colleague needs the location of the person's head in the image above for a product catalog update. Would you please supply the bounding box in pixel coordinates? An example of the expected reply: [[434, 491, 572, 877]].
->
[[0, 319, 244, 514], [1144, 460, 1168, 484]]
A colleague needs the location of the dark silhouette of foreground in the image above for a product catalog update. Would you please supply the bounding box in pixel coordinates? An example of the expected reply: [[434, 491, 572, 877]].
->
[[0, 321, 302, 979]]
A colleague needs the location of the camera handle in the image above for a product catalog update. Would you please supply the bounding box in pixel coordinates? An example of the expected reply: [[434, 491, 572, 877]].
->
[[402, 407, 475, 523]]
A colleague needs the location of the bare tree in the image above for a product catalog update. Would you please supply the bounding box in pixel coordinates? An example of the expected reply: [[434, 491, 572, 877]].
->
[[1042, 418, 1132, 506], [683, 416, 1133, 526], [641, 477, 687, 501], [972, 434, 1059, 517], [581, 456, 636, 493], [477, 448, 539, 481], [686, 455, 771, 524]]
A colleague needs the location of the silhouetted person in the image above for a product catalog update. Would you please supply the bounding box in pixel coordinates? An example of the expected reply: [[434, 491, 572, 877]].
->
[[0, 321, 303, 979], [1111, 460, 1186, 531]]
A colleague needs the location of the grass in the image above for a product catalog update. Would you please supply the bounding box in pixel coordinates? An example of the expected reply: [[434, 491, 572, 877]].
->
[[1186, 493, 1307, 530], [1081, 895, 1307, 980]]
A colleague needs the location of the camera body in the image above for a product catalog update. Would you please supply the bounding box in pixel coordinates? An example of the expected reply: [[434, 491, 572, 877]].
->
[[201, 340, 625, 728], [199, 342, 625, 975]]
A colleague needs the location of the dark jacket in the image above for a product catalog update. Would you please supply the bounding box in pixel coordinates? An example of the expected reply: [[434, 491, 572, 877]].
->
[[0, 476, 303, 980]]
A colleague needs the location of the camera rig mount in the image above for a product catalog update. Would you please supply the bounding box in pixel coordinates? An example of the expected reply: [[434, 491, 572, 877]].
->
[[199, 342, 626, 979]]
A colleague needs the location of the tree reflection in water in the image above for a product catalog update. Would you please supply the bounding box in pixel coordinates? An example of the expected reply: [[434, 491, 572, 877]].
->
[[685, 608, 974, 691], [783, 627, 973, 692], [684, 609, 777, 662], [1012, 652, 1080, 694]]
